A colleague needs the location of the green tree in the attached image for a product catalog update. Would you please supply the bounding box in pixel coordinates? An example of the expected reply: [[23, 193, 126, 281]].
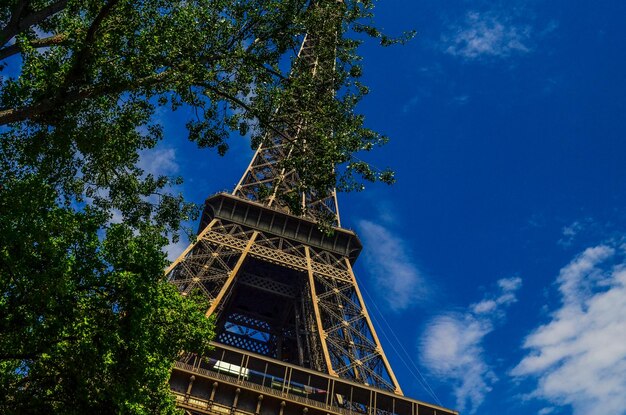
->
[[0, 0, 402, 212], [0, 173, 215, 413], [0, 0, 408, 413]]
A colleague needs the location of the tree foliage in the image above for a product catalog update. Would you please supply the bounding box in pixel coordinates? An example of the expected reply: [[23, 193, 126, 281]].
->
[[0, 0, 409, 413], [0, 0, 407, 220], [0, 171, 215, 413]]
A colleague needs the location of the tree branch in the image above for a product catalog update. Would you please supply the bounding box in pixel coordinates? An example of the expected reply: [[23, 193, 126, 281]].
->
[[0, 0, 141, 125], [0, 0, 28, 46], [0, 351, 39, 360], [0, 335, 79, 361], [62, 0, 119, 89], [0, 0, 68, 47], [0, 33, 67, 60], [202, 83, 299, 147], [0, 70, 173, 125], [0, 60, 277, 127]]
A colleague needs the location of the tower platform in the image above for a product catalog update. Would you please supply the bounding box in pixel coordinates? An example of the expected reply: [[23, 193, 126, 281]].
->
[[170, 342, 458, 415]]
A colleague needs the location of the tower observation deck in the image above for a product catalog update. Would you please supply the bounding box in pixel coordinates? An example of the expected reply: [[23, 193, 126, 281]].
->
[[166, 1, 458, 414]]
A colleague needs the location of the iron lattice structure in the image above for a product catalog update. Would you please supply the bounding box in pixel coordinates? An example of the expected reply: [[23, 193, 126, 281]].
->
[[233, 4, 341, 226], [166, 2, 457, 414], [168, 193, 400, 392]]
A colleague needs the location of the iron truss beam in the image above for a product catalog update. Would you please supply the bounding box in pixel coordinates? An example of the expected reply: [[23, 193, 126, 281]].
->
[[167, 209, 403, 394]]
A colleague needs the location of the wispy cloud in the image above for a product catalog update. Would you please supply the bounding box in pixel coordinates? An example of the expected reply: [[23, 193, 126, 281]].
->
[[166, 237, 190, 262], [137, 146, 189, 262], [402, 95, 423, 114], [557, 217, 606, 249], [357, 220, 429, 311], [558, 220, 585, 247], [451, 95, 470, 106], [443, 11, 532, 60], [138, 147, 179, 177], [512, 245, 626, 414], [420, 277, 522, 413]]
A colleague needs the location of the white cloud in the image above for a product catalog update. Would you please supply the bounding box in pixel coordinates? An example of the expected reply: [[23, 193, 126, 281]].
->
[[443, 11, 532, 60], [138, 147, 179, 177], [471, 276, 522, 317], [357, 220, 429, 311], [512, 245, 626, 414], [136, 146, 190, 263], [166, 237, 190, 262], [421, 314, 496, 413], [561, 221, 582, 238], [420, 277, 522, 413], [557, 218, 597, 248], [498, 276, 523, 292], [558, 220, 584, 247]]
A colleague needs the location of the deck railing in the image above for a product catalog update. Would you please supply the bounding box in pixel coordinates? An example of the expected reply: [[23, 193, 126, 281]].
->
[[172, 342, 457, 415]]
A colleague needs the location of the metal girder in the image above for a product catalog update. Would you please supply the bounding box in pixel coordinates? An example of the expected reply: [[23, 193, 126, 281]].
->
[[166, 0, 406, 407], [167, 212, 403, 395], [169, 345, 458, 415], [231, 20, 341, 226]]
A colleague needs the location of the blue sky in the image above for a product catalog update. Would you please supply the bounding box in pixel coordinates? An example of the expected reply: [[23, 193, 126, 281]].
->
[[137, 1, 626, 414]]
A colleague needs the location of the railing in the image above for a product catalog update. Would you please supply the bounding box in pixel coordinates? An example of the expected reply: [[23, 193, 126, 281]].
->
[[174, 391, 244, 415], [172, 342, 457, 415], [175, 361, 354, 415]]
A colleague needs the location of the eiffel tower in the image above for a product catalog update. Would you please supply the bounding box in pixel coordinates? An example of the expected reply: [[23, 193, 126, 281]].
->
[[167, 2, 457, 414]]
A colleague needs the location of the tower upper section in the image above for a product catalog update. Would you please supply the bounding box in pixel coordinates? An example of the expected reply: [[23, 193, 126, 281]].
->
[[232, 0, 344, 226]]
